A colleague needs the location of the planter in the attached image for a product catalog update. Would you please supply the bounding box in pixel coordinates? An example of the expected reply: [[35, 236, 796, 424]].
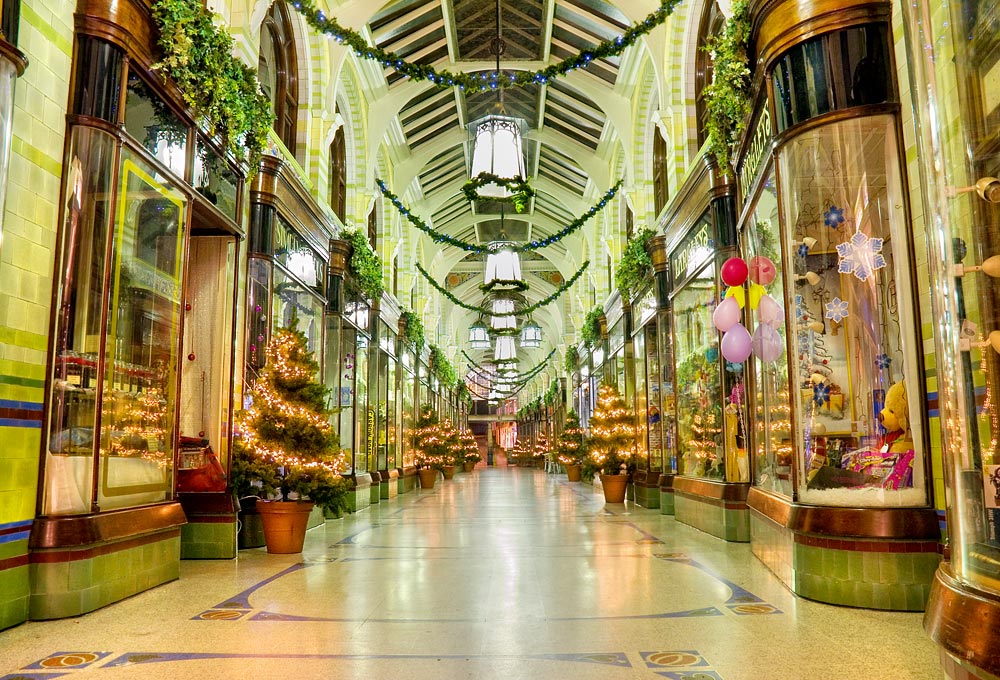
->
[[462, 461, 477, 473], [599, 473, 629, 503], [565, 464, 582, 482], [257, 500, 315, 554], [418, 468, 438, 489], [442, 465, 457, 480]]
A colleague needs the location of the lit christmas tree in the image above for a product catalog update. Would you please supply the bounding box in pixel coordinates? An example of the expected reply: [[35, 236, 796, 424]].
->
[[585, 383, 637, 477], [412, 404, 458, 469], [233, 325, 349, 513], [533, 432, 550, 464], [554, 410, 586, 466], [457, 428, 482, 464]]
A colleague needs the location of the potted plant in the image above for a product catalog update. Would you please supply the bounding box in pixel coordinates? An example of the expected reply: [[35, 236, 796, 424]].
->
[[439, 418, 461, 479], [412, 404, 448, 489], [554, 410, 586, 482], [533, 432, 550, 469], [584, 383, 637, 503], [234, 324, 349, 553], [457, 428, 482, 472]]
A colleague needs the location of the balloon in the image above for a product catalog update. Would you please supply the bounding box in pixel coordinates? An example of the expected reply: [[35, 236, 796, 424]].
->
[[748, 256, 777, 285], [712, 296, 741, 332], [751, 324, 783, 362], [757, 294, 784, 328], [721, 323, 752, 363], [748, 283, 766, 309], [721, 257, 749, 287], [725, 285, 745, 308]]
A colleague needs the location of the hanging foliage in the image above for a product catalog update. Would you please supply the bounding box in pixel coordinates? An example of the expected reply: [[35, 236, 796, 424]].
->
[[543, 380, 561, 407], [151, 0, 273, 166], [417, 261, 589, 318], [463, 349, 556, 383], [564, 345, 580, 373], [615, 227, 657, 298], [702, 0, 752, 175], [290, 0, 682, 94], [461, 173, 535, 212], [400, 309, 425, 351], [429, 344, 458, 387], [581, 306, 603, 349], [377, 178, 623, 254], [341, 228, 385, 301]]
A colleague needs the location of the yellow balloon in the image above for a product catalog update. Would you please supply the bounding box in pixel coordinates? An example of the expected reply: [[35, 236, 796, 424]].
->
[[725, 285, 745, 308], [748, 283, 766, 309]]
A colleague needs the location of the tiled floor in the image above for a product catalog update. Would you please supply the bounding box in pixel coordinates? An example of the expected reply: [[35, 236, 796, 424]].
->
[[0, 468, 942, 679]]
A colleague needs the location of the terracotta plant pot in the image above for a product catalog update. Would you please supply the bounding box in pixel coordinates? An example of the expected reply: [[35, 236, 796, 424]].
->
[[418, 467, 438, 489], [599, 473, 629, 503], [462, 461, 476, 473], [565, 464, 582, 482], [442, 465, 457, 480], [257, 500, 315, 554]]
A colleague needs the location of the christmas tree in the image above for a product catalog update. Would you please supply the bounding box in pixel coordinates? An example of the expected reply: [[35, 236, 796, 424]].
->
[[457, 428, 482, 464], [585, 383, 637, 477], [412, 404, 458, 469], [533, 432, 550, 464], [554, 410, 586, 466], [232, 325, 349, 513]]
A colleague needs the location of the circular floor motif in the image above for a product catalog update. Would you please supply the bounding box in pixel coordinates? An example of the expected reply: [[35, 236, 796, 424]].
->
[[730, 603, 776, 614], [199, 609, 245, 620], [41, 653, 100, 667], [646, 652, 701, 667]]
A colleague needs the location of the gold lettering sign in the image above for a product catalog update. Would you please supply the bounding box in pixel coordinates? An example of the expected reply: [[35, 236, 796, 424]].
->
[[739, 109, 773, 194], [670, 221, 713, 281], [367, 408, 376, 459]]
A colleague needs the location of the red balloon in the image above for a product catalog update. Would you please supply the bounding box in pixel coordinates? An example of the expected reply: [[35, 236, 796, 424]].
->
[[748, 256, 777, 285], [721, 257, 749, 287]]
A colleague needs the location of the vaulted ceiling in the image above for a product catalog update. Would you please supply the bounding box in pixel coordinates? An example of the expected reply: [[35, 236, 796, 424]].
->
[[362, 0, 641, 393]]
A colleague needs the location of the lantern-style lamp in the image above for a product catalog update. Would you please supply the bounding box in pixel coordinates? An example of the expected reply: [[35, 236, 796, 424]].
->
[[469, 114, 526, 198], [520, 319, 542, 348], [469, 319, 491, 349]]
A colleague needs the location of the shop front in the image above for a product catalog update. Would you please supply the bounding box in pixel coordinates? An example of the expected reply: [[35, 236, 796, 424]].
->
[[629, 281, 667, 509], [741, 0, 940, 610], [32, 3, 249, 616]]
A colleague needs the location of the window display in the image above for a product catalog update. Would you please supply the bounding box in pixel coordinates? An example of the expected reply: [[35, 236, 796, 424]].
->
[[777, 114, 926, 506], [401, 350, 415, 468]]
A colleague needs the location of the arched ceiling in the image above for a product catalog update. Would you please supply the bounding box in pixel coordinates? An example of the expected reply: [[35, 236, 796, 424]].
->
[[357, 0, 645, 393]]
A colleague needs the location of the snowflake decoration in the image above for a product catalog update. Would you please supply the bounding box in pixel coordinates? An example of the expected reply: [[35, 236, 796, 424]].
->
[[824, 205, 845, 228], [794, 294, 806, 321], [813, 383, 831, 405], [825, 297, 850, 323], [797, 243, 810, 258], [836, 231, 887, 281], [875, 353, 892, 370]]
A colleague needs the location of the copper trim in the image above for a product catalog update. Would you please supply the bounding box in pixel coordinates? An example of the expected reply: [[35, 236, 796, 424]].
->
[[0, 38, 28, 76], [178, 492, 237, 515], [647, 235, 669, 274], [658, 473, 675, 490], [772, 103, 901, 151], [250, 155, 335, 259], [925, 564, 1000, 678], [747, 487, 941, 539], [29, 503, 187, 550], [75, 0, 157, 71], [673, 476, 750, 502]]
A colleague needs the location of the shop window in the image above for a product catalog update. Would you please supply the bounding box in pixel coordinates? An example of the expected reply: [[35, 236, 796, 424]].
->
[[778, 114, 925, 506], [330, 127, 347, 223], [123, 71, 188, 177], [258, 1, 298, 154], [694, 0, 725, 147], [653, 131, 669, 215]]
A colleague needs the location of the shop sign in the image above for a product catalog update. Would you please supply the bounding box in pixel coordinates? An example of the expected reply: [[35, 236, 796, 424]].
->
[[739, 108, 773, 194], [366, 408, 376, 459], [670, 220, 714, 282]]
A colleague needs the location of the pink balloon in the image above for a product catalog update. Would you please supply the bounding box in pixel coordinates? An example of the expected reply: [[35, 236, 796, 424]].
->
[[712, 296, 741, 332], [751, 324, 784, 362], [756, 294, 784, 328], [720, 257, 749, 287], [721, 323, 753, 363], [748, 256, 777, 285]]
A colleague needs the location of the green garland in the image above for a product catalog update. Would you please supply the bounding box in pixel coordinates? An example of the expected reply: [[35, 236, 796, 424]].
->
[[400, 309, 425, 351], [417, 261, 589, 318], [702, 0, 752, 175], [290, 0, 682, 94], [581, 306, 603, 349], [481, 279, 529, 293], [462, 173, 535, 213], [564, 345, 580, 373], [615, 227, 657, 298], [341, 228, 385, 301], [377, 178, 622, 254], [463, 349, 556, 383], [429, 344, 458, 387], [151, 0, 272, 166]]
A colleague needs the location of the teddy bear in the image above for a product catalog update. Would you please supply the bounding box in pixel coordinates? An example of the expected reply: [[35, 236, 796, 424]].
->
[[879, 380, 913, 453]]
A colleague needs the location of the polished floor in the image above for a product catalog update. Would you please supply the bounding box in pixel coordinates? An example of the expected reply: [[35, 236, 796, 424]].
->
[[0, 467, 942, 679]]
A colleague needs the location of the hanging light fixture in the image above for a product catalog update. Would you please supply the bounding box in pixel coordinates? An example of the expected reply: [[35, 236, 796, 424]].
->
[[469, 317, 491, 349], [484, 236, 521, 286], [520, 317, 542, 348], [494, 335, 517, 361], [467, 0, 526, 199], [490, 297, 516, 330]]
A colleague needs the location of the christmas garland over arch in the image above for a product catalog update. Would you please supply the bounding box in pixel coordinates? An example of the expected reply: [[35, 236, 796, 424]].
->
[[377, 178, 623, 254], [463, 349, 556, 383], [290, 0, 682, 94], [416, 260, 589, 317], [462, 173, 535, 212]]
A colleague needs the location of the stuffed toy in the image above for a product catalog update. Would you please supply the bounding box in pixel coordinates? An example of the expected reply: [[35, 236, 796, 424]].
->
[[880, 380, 913, 453]]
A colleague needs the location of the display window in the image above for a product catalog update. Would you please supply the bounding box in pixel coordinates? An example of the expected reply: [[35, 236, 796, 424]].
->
[[633, 320, 649, 470], [745, 166, 793, 497], [658, 311, 677, 474], [401, 350, 415, 468], [777, 114, 926, 506]]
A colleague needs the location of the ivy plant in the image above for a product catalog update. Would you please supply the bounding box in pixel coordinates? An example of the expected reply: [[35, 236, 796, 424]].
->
[[615, 227, 657, 299], [564, 345, 580, 373], [400, 310, 425, 352], [341, 228, 385, 301], [429, 345, 458, 388], [152, 0, 273, 166], [581, 306, 603, 349], [701, 0, 752, 175]]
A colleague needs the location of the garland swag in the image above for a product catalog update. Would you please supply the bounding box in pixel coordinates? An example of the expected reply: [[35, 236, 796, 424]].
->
[[341, 228, 385, 301], [702, 0, 752, 175]]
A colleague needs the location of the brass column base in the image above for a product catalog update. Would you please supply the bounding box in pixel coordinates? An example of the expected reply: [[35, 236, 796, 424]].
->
[[925, 564, 1000, 679]]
